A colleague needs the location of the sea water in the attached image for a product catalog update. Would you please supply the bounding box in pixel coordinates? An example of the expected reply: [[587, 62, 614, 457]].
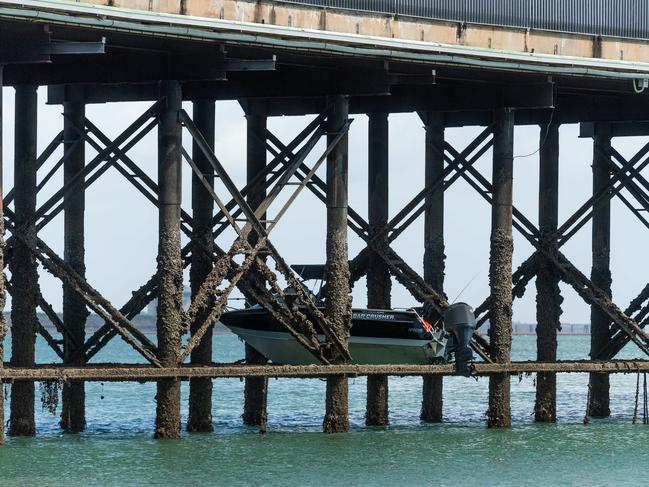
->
[[0, 334, 647, 486]]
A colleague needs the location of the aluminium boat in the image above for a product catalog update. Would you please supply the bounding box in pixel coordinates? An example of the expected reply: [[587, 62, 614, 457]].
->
[[220, 305, 447, 365], [220, 265, 477, 371]]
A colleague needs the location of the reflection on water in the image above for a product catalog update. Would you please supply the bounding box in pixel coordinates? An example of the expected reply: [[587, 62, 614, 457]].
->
[[0, 334, 645, 486]]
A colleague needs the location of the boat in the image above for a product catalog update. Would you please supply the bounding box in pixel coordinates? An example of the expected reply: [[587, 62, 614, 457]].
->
[[219, 265, 477, 371], [220, 305, 447, 365]]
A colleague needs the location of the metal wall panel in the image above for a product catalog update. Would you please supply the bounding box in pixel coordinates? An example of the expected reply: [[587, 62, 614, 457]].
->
[[276, 0, 649, 40], [463, 0, 531, 28], [398, 0, 465, 22]]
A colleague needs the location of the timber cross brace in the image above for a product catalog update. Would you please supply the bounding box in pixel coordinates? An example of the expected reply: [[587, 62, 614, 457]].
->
[[4, 106, 649, 351], [2, 100, 357, 371], [261, 112, 649, 366]]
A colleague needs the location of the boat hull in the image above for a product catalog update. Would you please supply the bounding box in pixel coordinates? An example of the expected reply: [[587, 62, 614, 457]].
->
[[221, 307, 445, 365]]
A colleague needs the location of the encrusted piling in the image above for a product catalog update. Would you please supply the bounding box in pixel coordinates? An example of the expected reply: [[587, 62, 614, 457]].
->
[[487, 109, 514, 428], [61, 90, 89, 432], [187, 100, 216, 433], [0, 66, 7, 445], [155, 80, 183, 439], [589, 124, 612, 417], [535, 120, 562, 422], [323, 95, 352, 434], [366, 112, 390, 426], [9, 84, 38, 437], [243, 101, 269, 431], [421, 113, 445, 423]]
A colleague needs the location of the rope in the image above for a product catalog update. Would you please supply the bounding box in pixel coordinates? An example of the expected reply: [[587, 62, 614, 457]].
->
[[584, 380, 592, 425], [642, 372, 649, 424], [633, 369, 640, 425]]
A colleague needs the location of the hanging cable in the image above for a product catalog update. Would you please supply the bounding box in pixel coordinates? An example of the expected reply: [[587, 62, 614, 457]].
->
[[513, 108, 556, 160]]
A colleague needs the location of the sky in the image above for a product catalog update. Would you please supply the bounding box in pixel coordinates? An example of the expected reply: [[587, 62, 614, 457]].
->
[[1, 86, 647, 324]]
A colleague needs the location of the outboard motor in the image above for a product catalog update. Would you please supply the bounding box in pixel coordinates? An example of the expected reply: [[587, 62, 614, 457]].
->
[[443, 303, 476, 376]]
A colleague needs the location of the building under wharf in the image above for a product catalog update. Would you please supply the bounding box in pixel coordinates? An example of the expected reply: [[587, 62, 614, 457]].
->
[[1, 0, 649, 439]]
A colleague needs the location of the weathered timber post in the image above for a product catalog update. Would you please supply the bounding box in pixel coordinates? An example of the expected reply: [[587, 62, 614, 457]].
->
[[61, 89, 89, 432], [187, 100, 216, 433], [155, 80, 183, 439], [535, 120, 562, 422], [9, 84, 38, 437], [366, 112, 390, 426], [0, 66, 7, 445], [589, 123, 612, 417], [421, 112, 445, 423], [487, 108, 514, 428], [242, 100, 269, 431], [323, 95, 352, 434]]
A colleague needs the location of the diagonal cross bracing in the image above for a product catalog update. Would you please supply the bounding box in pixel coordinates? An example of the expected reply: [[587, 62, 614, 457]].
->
[[266, 126, 494, 361], [179, 109, 353, 364], [4, 207, 161, 367], [78, 114, 331, 360]]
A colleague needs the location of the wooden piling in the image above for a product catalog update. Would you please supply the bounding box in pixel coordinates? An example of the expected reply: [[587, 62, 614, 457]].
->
[[323, 95, 351, 434], [61, 89, 88, 432], [155, 80, 183, 439], [187, 100, 216, 433], [366, 112, 390, 426], [421, 112, 445, 423], [535, 120, 562, 422], [9, 84, 38, 437], [487, 108, 514, 428], [243, 101, 269, 431], [589, 123, 612, 417]]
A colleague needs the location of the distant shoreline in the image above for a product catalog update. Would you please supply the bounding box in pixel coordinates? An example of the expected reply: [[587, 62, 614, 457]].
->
[[4, 312, 592, 336]]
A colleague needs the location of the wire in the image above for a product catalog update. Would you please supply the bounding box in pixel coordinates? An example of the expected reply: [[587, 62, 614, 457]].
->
[[512, 108, 556, 160], [450, 270, 482, 305]]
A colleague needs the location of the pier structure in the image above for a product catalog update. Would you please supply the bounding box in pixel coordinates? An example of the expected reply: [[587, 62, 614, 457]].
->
[[1, 0, 649, 440]]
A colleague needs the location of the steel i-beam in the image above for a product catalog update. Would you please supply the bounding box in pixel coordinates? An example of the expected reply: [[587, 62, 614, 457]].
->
[[0, 66, 6, 446], [323, 95, 351, 434], [61, 89, 88, 432], [589, 124, 612, 418], [488, 109, 514, 428], [421, 112, 445, 423], [366, 112, 390, 427], [535, 120, 561, 423], [9, 84, 38, 438], [154, 80, 183, 440], [243, 101, 269, 431], [187, 100, 216, 434]]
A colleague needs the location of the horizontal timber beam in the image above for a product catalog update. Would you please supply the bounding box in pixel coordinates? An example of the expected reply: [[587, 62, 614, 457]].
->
[[6, 54, 275, 85], [46, 81, 553, 112], [2, 361, 649, 381], [579, 121, 649, 138]]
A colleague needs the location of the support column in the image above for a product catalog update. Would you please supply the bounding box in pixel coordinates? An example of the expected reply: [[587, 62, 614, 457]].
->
[[323, 95, 351, 434], [589, 124, 612, 417], [535, 120, 562, 422], [421, 113, 445, 423], [155, 80, 183, 439], [488, 109, 514, 428], [0, 66, 7, 445], [187, 100, 216, 433], [242, 101, 269, 431], [9, 84, 38, 437], [366, 112, 390, 426], [61, 90, 88, 432]]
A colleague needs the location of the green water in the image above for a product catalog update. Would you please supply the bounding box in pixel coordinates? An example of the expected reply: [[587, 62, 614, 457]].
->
[[0, 335, 647, 486]]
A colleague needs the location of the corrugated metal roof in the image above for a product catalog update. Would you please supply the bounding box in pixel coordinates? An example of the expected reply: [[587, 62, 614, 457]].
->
[[281, 0, 649, 40]]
